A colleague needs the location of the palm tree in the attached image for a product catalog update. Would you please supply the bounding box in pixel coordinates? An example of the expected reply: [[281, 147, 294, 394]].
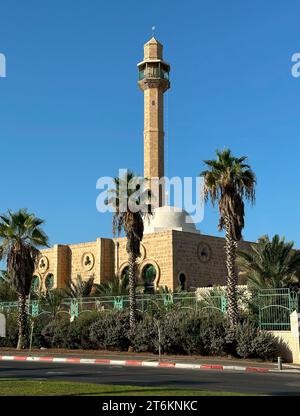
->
[[95, 275, 129, 296], [0, 209, 49, 349], [201, 149, 256, 325], [105, 170, 152, 329], [40, 288, 65, 320], [64, 275, 95, 298], [238, 235, 300, 289], [0, 270, 18, 301]]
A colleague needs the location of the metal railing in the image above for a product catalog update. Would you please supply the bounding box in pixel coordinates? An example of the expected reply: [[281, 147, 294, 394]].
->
[[0, 289, 298, 330], [257, 288, 299, 331], [0, 292, 225, 319], [138, 68, 169, 81]]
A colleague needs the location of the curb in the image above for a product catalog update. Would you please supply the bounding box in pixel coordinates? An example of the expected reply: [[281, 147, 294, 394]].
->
[[0, 354, 294, 373]]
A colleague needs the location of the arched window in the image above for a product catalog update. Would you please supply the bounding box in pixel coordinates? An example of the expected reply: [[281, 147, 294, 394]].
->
[[31, 275, 40, 292], [179, 273, 186, 291], [121, 266, 129, 280], [142, 264, 156, 294], [119, 266, 130, 288], [45, 274, 54, 290]]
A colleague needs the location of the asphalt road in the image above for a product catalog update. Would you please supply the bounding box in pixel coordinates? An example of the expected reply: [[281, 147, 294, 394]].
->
[[1, 361, 300, 395]]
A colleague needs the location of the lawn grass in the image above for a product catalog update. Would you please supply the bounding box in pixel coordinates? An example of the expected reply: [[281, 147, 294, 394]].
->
[[0, 380, 254, 396]]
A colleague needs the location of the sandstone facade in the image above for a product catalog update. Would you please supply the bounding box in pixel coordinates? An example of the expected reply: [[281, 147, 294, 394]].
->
[[33, 231, 249, 291]]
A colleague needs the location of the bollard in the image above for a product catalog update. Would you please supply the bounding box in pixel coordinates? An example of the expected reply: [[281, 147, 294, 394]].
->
[[277, 356, 282, 370]]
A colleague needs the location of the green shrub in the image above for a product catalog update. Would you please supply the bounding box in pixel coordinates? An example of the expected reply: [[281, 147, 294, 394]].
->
[[160, 309, 191, 354], [65, 311, 100, 349], [32, 312, 99, 349], [0, 307, 280, 361], [251, 330, 279, 360], [0, 312, 45, 349], [30, 314, 52, 348], [196, 315, 227, 356], [235, 321, 257, 358], [131, 309, 228, 356], [235, 321, 279, 360], [41, 314, 70, 348], [89, 310, 130, 351], [130, 315, 158, 353]]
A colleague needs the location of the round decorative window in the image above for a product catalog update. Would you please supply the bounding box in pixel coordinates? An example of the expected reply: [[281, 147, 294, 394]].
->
[[197, 242, 212, 263], [38, 256, 49, 273], [81, 252, 95, 271], [45, 274, 54, 290]]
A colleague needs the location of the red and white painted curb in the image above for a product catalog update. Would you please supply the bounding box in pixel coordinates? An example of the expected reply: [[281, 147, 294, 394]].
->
[[0, 354, 295, 373]]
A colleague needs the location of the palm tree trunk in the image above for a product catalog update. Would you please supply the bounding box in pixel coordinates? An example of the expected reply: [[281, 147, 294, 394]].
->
[[17, 294, 27, 349], [224, 216, 238, 326], [128, 252, 137, 329]]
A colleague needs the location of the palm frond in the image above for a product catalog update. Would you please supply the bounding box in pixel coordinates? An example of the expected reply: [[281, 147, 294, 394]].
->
[[200, 149, 256, 240], [238, 234, 300, 289]]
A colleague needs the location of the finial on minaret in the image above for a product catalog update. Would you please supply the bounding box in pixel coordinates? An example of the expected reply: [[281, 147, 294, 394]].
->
[[152, 26, 156, 37]]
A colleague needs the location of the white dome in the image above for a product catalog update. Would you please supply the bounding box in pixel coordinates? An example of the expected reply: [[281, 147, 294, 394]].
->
[[144, 205, 200, 234]]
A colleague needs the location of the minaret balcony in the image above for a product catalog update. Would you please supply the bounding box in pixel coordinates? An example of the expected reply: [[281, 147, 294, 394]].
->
[[138, 68, 169, 81]]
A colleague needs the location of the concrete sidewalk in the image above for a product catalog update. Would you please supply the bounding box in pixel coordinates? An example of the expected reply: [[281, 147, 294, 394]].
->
[[1, 348, 299, 373]]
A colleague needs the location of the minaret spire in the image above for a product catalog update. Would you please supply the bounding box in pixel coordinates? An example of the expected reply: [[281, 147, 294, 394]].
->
[[137, 37, 170, 206]]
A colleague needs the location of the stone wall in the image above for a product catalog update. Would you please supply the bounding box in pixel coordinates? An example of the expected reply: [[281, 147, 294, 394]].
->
[[99, 238, 115, 283], [68, 241, 99, 283], [34, 238, 115, 288], [33, 246, 59, 291], [56, 245, 71, 288], [271, 312, 300, 364], [172, 231, 250, 290], [114, 230, 173, 289], [36, 230, 252, 291]]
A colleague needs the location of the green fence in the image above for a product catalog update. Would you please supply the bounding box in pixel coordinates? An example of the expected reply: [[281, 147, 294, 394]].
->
[[257, 288, 299, 331], [0, 292, 226, 319], [0, 289, 298, 330]]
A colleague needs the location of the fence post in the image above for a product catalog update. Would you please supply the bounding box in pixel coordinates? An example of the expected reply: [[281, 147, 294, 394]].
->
[[70, 299, 79, 321], [163, 294, 173, 307], [154, 317, 162, 362], [289, 311, 300, 364], [28, 319, 35, 356], [113, 296, 123, 310], [31, 300, 39, 317], [290, 291, 298, 313], [277, 356, 282, 370], [221, 295, 227, 313], [0, 313, 6, 338]]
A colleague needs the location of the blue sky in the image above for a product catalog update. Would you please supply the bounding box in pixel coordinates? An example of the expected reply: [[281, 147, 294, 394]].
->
[[0, 0, 300, 247]]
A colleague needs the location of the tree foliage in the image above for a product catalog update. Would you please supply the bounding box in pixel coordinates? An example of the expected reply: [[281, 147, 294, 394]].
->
[[201, 149, 256, 325], [0, 209, 48, 349], [238, 235, 300, 289]]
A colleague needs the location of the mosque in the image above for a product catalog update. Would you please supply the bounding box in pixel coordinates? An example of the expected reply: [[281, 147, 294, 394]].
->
[[33, 37, 249, 293]]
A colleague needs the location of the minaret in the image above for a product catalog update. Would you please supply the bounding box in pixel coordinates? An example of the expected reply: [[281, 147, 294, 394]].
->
[[137, 37, 170, 206]]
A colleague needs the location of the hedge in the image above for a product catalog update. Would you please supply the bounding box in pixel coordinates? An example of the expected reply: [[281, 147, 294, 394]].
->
[[0, 308, 279, 360]]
